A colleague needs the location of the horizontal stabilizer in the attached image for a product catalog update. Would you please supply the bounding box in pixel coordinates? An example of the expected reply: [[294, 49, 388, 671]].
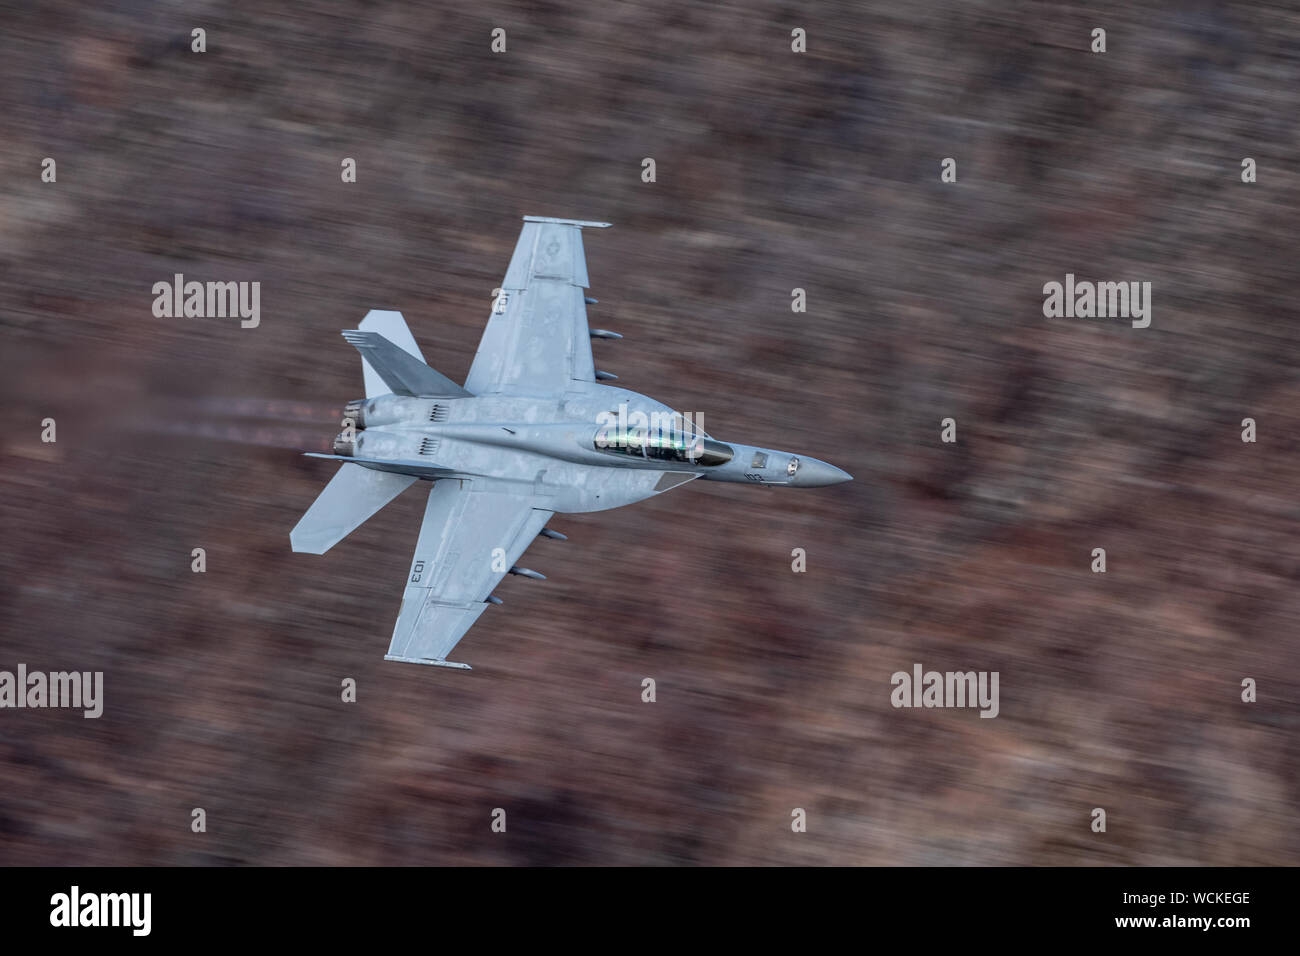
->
[[290, 462, 417, 554], [341, 330, 471, 399]]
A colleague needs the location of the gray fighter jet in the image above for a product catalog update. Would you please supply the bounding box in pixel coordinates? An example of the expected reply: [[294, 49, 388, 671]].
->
[[291, 216, 851, 669]]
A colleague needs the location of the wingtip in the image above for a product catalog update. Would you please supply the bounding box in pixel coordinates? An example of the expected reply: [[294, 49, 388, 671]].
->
[[289, 533, 329, 555], [521, 215, 612, 229], [383, 655, 472, 670]]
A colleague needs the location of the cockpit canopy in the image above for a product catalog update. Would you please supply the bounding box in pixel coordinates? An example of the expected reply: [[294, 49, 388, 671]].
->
[[593, 418, 733, 466]]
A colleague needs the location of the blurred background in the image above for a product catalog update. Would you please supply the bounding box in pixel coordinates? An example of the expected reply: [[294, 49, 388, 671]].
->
[[1, 1, 1298, 865]]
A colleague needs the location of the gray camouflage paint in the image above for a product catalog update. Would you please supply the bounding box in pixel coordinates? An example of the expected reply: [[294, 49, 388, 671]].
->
[[291, 217, 850, 668]]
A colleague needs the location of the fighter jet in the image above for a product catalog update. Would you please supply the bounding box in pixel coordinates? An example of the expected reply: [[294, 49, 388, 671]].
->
[[291, 216, 851, 669]]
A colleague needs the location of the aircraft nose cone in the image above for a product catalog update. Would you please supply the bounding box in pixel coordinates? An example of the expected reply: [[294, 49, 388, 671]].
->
[[795, 457, 853, 487]]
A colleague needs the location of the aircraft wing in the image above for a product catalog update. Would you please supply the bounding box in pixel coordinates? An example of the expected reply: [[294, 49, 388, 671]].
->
[[464, 216, 611, 397], [384, 478, 553, 668]]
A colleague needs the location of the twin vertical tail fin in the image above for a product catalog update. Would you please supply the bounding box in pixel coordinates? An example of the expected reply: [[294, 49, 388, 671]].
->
[[341, 329, 471, 399], [292, 309, 466, 554], [345, 309, 471, 399]]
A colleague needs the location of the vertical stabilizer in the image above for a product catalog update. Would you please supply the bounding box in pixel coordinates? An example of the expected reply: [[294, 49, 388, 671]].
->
[[358, 310, 426, 398]]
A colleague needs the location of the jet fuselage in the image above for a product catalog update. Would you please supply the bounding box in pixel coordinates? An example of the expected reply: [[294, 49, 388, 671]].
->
[[329, 382, 850, 514]]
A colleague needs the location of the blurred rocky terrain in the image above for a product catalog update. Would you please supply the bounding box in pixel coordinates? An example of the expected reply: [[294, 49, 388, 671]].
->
[[1, 1, 1297, 864]]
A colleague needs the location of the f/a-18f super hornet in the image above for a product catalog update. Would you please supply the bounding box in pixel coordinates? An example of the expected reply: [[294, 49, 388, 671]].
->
[[291, 216, 851, 669]]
